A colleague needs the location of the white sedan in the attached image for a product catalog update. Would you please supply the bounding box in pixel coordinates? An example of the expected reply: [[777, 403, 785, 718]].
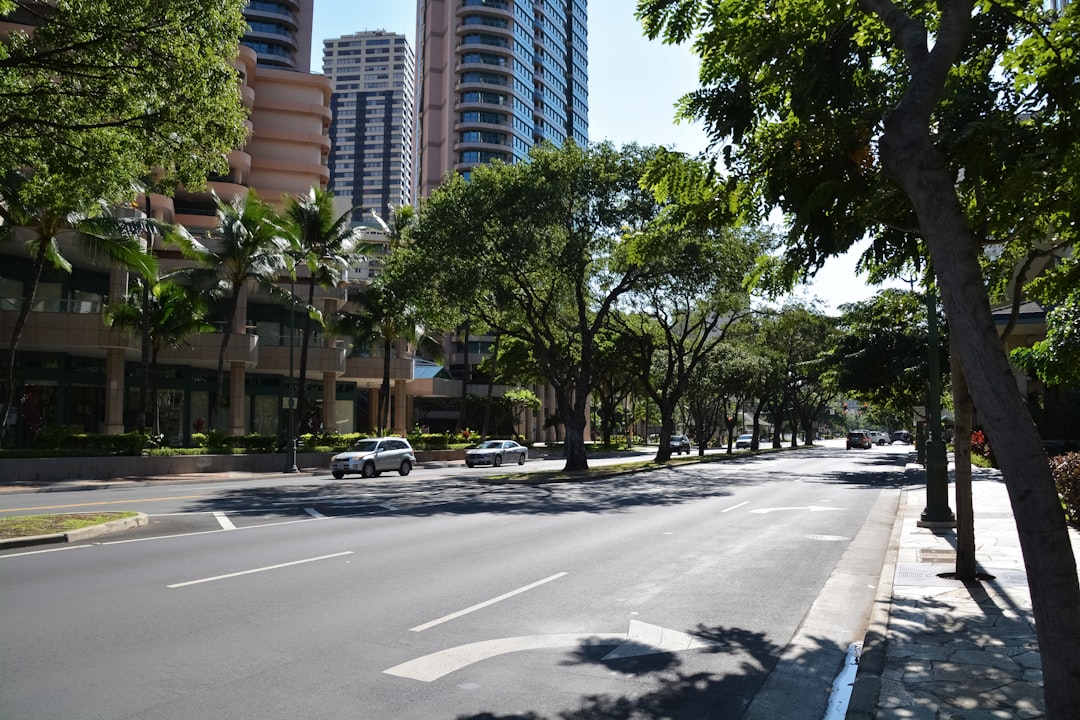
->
[[464, 440, 528, 467]]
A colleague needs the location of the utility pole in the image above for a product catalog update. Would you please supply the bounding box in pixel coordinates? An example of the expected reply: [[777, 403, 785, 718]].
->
[[920, 285, 955, 526]]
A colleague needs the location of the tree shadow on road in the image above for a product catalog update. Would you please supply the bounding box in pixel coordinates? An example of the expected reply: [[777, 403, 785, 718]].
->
[[451, 623, 848, 720], [179, 447, 911, 520]]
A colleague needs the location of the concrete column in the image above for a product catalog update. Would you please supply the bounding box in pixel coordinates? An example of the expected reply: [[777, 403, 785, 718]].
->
[[393, 379, 408, 435], [229, 362, 246, 436], [103, 347, 126, 434], [322, 371, 335, 432], [368, 387, 380, 432]]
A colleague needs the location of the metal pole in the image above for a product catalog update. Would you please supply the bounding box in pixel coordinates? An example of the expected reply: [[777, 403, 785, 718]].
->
[[920, 285, 954, 526], [285, 278, 298, 473]]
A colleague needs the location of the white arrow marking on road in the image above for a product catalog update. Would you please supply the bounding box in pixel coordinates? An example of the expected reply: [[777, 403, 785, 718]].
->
[[749, 506, 841, 514], [383, 620, 722, 682], [601, 619, 721, 660]]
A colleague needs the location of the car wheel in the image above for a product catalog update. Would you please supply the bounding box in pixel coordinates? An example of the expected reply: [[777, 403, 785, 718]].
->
[[398, 460, 412, 476], [332, 471, 344, 479], [466, 461, 474, 468], [361, 462, 376, 479], [517, 452, 525, 465], [494, 454, 502, 467]]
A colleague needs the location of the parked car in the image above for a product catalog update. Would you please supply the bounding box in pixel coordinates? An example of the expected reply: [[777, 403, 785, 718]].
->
[[465, 439, 528, 467], [330, 437, 415, 479], [669, 434, 692, 454], [846, 431, 872, 449], [735, 433, 753, 449], [869, 431, 892, 445], [891, 430, 912, 444]]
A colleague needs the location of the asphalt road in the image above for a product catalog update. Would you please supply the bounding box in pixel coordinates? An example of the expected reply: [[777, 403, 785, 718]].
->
[[0, 440, 911, 720]]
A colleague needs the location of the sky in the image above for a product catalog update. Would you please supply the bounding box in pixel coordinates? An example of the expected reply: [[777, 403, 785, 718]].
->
[[309, 1, 895, 314]]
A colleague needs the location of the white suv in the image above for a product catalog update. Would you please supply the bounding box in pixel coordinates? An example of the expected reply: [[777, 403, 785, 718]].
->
[[330, 437, 416, 479]]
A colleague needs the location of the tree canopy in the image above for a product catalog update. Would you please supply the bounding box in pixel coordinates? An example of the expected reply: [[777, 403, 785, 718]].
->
[[0, 0, 249, 209], [636, 0, 1080, 712]]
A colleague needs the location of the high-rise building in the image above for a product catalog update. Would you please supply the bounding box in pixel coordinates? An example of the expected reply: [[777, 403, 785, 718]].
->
[[322, 30, 416, 223], [415, 0, 589, 198], [241, 0, 315, 72]]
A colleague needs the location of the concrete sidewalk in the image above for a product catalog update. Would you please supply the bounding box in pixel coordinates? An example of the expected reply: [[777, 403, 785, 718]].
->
[[849, 465, 1080, 719]]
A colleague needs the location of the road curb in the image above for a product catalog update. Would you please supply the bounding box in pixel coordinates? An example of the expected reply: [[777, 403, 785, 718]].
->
[[0, 512, 149, 550], [845, 479, 910, 718]]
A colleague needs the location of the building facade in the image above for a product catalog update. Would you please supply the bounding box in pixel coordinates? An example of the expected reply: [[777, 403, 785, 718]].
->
[[415, 0, 589, 198], [322, 31, 416, 224], [0, 1, 430, 447]]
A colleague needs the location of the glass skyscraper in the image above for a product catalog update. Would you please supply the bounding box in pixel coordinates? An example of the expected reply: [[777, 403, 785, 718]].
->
[[415, 0, 588, 198]]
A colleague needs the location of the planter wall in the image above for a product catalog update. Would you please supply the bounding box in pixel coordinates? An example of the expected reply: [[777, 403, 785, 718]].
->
[[0, 449, 474, 484]]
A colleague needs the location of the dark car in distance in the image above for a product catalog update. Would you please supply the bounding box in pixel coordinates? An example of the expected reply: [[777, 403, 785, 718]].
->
[[846, 431, 872, 450], [669, 434, 692, 454]]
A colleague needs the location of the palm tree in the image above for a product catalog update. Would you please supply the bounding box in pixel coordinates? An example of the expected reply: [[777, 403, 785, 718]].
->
[[0, 170, 156, 446], [103, 278, 215, 437], [281, 187, 372, 437], [172, 191, 295, 430], [335, 280, 442, 435]]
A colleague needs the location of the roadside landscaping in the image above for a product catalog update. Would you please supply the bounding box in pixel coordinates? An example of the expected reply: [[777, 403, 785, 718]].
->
[[0, 512, 138, 540]]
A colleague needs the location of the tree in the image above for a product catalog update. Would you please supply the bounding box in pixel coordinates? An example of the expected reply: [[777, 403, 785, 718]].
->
[[103, 278, 214, 436], [591, 327, 645, 448], [503, 387, 541, 440], [638, 1, 1080, 713], [614, 151, 763, 462], [0, 0, 249, 211], [175, 192, 295, 430], [402, 142, 666, 472], [336, 280, 441, 436], [0, 170, 157, 446], [282, 187, 372, 437], [832, 289, 940, 420]]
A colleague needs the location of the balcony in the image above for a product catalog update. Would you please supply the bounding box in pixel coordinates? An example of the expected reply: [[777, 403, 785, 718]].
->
[[256, 336, 346, 377], [0, 299, 136, 354], [157, 332, 258, 370]]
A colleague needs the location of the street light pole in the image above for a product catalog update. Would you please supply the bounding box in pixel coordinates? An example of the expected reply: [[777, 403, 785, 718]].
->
[[920, 284, 954, 526], [284, 277, 298, 473]]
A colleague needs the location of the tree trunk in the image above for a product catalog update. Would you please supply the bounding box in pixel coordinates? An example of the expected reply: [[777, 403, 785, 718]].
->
[[950, 339, 977, 581], [379, 338, 391, 434], [213, 287, 240, 431], [1, 240, 48, 447], [136, 280, 150, 433], [150, 346, 162, 438], [481, 334, 500, 441], [456, 319, 470, 434], [882, 107, 1080, 717], [561, 385, 591, 472], [295, 279, 316, 438]]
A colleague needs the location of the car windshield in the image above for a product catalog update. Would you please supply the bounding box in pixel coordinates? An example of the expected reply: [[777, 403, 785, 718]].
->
[[349, 440, 380, 452], [476, 441, 502, 449]]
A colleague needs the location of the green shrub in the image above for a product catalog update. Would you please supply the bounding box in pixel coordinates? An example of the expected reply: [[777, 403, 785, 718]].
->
[[233, 433, 276, 453], [1050, 452, 1080, 524]]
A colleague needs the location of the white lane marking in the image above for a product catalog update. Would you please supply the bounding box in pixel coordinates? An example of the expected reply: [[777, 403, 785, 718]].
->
[[749, 505, 841, 514], [167, 551, 353, 588], [722, 501, 749, 513], [380, 502, 399, 511], [410, 572, 569, 632], [305, 507, 327, 518], [824, 642, 862, 720], [0, 544, 94, 558], [213, 512, 236, 530], [385, 620, 722, 682]]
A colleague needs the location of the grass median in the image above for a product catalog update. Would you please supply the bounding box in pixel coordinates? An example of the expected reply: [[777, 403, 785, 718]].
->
[[0, 512, 138, 540]]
